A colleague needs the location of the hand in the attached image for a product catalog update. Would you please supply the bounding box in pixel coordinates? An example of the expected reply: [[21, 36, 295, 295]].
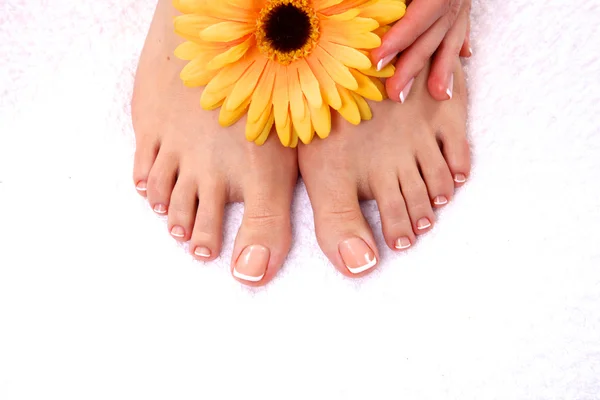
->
[[371, 0, 472, 103]]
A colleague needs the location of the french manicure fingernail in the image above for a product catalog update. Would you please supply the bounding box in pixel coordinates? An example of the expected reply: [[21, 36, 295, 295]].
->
[[417, 218, 432, 230], [153, 204, 167, 214], [433, 196, 448, 206], [395, 237, 412, 250], [339, 238, 377, 274], [399, 78, 415, 104], [376, 53, 397, 71], [194, 246, 211, 258], [446, 73, 454, 99], [233, 245, 269, 282], [454, 173, 467, 183], [170, 225, 185, 238]]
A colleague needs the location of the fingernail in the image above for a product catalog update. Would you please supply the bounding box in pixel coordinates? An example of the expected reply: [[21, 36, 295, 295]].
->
[[153, 204, 167, 214], [433, 196, 448, 206], [376, 53, 396, 71], [454, 173, 467, 183], [170, 225, 185, 238], [417, 218, 432, 230], [446, 73, 454, 99], [194, 246, 211, 258], [136, 181, 147, 192], [395, 237, 412, 250], [339, 238, 377, 274], [399, 78, 415, 104], [233, 245, 269, 282]]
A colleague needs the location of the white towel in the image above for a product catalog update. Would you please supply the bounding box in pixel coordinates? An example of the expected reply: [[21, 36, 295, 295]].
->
[[1, 0, 599, 398]]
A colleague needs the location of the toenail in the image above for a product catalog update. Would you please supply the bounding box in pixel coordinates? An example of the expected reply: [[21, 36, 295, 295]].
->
[[454, 173, 467, 183], [446, 73, 454, 99], [417, 218, 432, 230], [153, 204, 167, 214], [339, 238, 377, 275], [170, 226, 185, 238], [395, 237, 412, 250], [194, 246, 211, 258], [399, 78, 414, 104], [233, 245, 269, 282], [136, 181, 147, 192], [433, 196, 448, 206]]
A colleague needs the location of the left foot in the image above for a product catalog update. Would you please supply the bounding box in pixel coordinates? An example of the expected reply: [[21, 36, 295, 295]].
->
[[298, 60, 470, 277]]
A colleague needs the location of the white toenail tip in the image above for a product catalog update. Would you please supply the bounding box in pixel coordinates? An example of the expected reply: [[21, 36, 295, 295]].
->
[[418, 223, 431, 230], [136, 186, 147, 192], [454, 178, 466, 183], [434, 200, 448, 206], [395, 243, 411, 250], [194, 249, 211, 258], [171, 232, 185, 238], [233, 268, 264, 282], [154, 209, 166, 214], [347, 256, 377, 275]]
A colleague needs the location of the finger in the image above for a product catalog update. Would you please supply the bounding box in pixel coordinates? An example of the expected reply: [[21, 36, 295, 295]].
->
[[427, 1, 470, 100], [384, 16, 450, 103], [372, 0, 448, 69], [459, 11, 472, 57]]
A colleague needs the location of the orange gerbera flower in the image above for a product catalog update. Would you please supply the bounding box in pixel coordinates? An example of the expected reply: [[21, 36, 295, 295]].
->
[[173, 0, 406, 146]]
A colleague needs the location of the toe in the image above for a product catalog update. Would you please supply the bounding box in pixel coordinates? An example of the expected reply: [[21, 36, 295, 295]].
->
[[146, 150, 178, 215], [398, 160, 436, 235], [439, 130, 471, 188], [231, 179, 295, 286], [305, 175, 379, 277], [416, 140, 455, 208], [133, 136, 158, 198], [190, 179, 226, 262], [167, 174, 198, 242], [371, 174, 415, 251]]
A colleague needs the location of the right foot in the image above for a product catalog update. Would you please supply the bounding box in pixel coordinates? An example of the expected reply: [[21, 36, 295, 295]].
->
[[131, 0, 298, 286]]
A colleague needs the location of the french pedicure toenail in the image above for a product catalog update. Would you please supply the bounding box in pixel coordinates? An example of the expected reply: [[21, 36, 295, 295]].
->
[[417, 218, 432, 230], [153, 204, 167, 214], [136, 181, 147, 192], [194, 246, 211, 258], [454, 173, 467, 183], [446, 73, 454, 99], [170, 226, 185, 238], [433, 196, 448, 206], [376, 53, 397, 72], [399, 78, 415, 104], [233, 245, 270, 282], [395, 237, 412, 250], [339, 238, 377, 275]]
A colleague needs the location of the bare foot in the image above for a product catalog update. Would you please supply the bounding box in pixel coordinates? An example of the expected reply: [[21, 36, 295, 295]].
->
[[298, 60, 470, 277], [131, 0, 298, 286]]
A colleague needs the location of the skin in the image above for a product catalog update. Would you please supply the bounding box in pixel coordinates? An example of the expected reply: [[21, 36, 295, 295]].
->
[[131, 0, 471, 285]]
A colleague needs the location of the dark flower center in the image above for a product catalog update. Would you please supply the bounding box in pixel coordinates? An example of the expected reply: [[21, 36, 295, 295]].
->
[[264, 4, 312, 53]]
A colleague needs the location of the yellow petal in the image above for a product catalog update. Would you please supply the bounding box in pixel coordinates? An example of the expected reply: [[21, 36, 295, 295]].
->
[[219, 97, 250, 127], [200, 83, 233, 110], [246, 103, 273, 141], [306, 55, 342, 109], [276, 110, 293, 147], [322, 30, 381, 49], [254, 112, 274, 146], [183, 69, 219, 87], [322, 16, 379, 33], [314, 46, 358, 90], [309, 101, 332, 139], [297, 60, 323, 109], [359, 63, 395, 78], [351, 92, 372, 120], [321, 8, 360, 20], [172, 0, 203, 14], [273, 64, 290, 132], [174, 41, 204, 60], [174, 14, 223, 38], [337, 85, 361, 125], [289, 132, 299, 148], [200, 21, 255, 43], [315, 0, 344, 12], [225, 56, 268, 111], [359, 0, 406, 26], [292, 99, 312, 144], [248, 61, 276, 122], [204, 50, 256, 94], [206, 36, 253, 70], [349, 69, 383, 101], [288, 66, 305, 121], [321, 0, 371, 15], [319, 40, 372, 70]]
